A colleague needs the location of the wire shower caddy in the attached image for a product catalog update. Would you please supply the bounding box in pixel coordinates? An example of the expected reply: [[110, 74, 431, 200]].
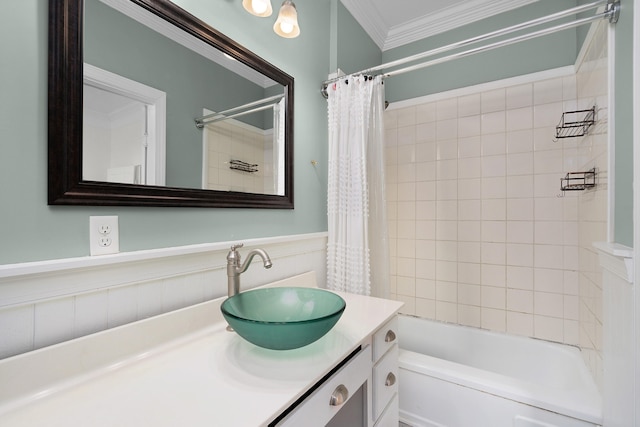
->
[[554, 106, 596, 140]]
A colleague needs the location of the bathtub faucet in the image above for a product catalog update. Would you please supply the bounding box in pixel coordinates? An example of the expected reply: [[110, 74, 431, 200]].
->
[[226, 243, 272, 298]]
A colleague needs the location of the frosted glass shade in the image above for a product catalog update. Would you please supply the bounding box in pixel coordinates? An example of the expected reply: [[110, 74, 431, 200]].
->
[[242, 0, 273, 17], [273, 0, 300, 38]]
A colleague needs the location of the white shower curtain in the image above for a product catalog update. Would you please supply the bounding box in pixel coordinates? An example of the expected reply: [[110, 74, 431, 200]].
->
[[326, 74, 390, 298]]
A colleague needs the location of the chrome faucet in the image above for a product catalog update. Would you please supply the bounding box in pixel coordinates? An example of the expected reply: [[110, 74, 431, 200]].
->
[[226, 243, 272, 297]]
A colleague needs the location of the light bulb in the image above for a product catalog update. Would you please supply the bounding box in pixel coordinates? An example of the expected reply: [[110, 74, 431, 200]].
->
[[251, 0, 268, 14], [242, 0, 272, 17], [279, 21, 294, 34]]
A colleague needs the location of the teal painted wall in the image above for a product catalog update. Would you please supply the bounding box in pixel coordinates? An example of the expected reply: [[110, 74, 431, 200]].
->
[[0, 0, 633, 264], [613, 0, 634, 246], [382, 0, 580, 102], [335, 2, 382, 75], [0, 0, 331, 264], [576, 0, 593, 52]]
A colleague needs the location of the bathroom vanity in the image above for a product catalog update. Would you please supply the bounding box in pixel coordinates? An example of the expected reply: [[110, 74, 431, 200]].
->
[[0, 272, 402, 426]]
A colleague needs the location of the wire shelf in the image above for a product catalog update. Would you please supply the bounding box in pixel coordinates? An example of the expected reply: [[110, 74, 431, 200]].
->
[[555, 107, 595, 140], [560, 168, 596, 192], [229, 159, 259, 173]]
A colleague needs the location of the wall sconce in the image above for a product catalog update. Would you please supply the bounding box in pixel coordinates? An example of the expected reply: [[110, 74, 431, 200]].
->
[[243, 0, 300, 38], [242, 0, 273, 17], [273, 0, 300, 38]]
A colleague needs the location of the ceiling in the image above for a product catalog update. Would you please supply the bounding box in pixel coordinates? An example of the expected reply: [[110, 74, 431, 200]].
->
[[340, 0, 539, 51]]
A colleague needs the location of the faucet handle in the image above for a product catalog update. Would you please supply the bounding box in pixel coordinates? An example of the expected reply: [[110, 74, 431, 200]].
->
[[228, 244, 244, 263]]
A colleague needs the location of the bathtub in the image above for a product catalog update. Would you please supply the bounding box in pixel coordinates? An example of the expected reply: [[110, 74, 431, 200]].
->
[[398, 315, 602, 427]]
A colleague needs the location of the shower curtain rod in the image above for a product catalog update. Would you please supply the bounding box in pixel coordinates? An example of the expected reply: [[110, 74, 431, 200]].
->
[[321, 0, 619, 98], [195, 94, 284, 128], [196, 103, 277, 127]]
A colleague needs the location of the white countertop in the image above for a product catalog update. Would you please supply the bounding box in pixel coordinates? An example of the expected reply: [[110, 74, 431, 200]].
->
[[0, 273, 402, 426]]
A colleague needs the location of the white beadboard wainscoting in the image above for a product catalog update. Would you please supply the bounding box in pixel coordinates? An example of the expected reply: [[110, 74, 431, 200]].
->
[[0, 232, 328, 359]]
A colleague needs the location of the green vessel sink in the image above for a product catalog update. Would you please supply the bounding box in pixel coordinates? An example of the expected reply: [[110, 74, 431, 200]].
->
[[220, 287, 346, 350]]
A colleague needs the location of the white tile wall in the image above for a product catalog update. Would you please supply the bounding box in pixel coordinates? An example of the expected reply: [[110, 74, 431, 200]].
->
[[386, 21, 607, 359], [575, 21, 608, 390], [205, 120, 273, 193]]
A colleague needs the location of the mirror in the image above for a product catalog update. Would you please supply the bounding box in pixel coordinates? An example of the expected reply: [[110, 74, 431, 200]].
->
[[49, 0, 294, 208]]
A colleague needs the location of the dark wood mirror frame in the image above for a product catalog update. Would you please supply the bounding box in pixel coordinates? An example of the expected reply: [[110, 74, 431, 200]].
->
[[48, 0, 294, 208]]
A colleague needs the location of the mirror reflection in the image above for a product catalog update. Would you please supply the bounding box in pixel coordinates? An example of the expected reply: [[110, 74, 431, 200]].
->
[[83, 66, 166, 186], [83, 0, 287, 196], [83, 85, 148, 185]]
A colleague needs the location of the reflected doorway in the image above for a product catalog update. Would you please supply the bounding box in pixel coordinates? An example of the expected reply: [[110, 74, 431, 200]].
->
[[83, 64, 166, 185]]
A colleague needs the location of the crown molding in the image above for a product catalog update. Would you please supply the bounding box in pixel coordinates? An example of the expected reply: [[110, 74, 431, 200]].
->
[[383, 0, 539, 50], [342, 0, 539, 52]]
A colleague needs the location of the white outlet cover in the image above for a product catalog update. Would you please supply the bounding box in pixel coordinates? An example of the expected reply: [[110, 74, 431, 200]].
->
[[90, 216, 120, 256]]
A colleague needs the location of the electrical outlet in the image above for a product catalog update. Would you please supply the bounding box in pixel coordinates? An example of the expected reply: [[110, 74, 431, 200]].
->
[[98, 224, 112, 235], [90, 216, 119, 256]]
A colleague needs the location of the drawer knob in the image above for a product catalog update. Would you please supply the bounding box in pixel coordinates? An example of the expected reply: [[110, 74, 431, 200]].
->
[[385, 372, 396, 387], [384, 330, 396, 343], [329, 384, 349, 406]]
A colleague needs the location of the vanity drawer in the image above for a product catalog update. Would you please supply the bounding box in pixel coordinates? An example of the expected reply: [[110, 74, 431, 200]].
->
[[277, 345, 372, 426], [373, 344, 398, 420], [372, 316, 398, 362]]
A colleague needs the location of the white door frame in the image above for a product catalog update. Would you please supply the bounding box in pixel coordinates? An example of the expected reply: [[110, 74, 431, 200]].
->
[[83, 63, 166, 186]]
